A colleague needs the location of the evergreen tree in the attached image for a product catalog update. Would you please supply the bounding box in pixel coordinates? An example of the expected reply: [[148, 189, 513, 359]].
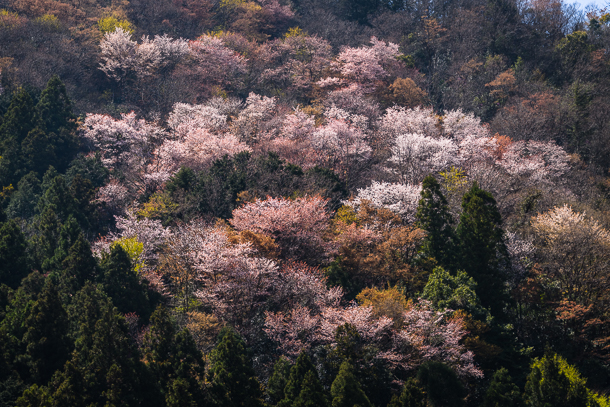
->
[[0, 219, 29, 288], [207, 327, 264, 407], [330, 361, 372, 407], [37, 175, 80, 225], [484, 368, 523, 407], [280, 351, 319, 406], [34, 208, 61, 270], [0, 88, 37, 185], [387, 378, 426, 407], [267, 357, 292, 405], [98, 244, 151, 318], [43, 216, 80, 272], [51, 284, 156, 407], [165, 378, 198, 407], [7, 172, 41, 219], [15, 383, 52, 407], [142, 306, 206, 405], [0, 202, 6, 223], [455, 182, 509, 316], [21, 128, 56, 177], [523, 350, 591, 407], [416, 175, 457, 269], [22, 283, 71, 385], [416, 361, 466, 407], [58, 233, 97, 297], [0, 88, 37, 144], [35, 76, 77, 137], [294, 370, 329, 407]]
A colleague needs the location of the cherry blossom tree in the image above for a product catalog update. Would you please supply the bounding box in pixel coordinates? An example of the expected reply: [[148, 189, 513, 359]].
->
[[388, 300, 482, 378], [311, 110, 372, 186], [378, 107, 439, 149], [497, 140, 570, 185], [232, 92, 279, 143], [230, 196, 331, 262], [441, 109, 490, 141], [186, 34, 247, 93], [100, 28, 190, 82], [167, 102, 228, 133], [389, 133, 460, 184], [333, 36, 400, 88], [349, 181, 422, 222], [264, 108, 317, 169], [324, 84, 381, 124], [264, 299, 482, 378], [82, 112, 165, 193], [259, 33, 333, 96], [155, 127, 251, 178]]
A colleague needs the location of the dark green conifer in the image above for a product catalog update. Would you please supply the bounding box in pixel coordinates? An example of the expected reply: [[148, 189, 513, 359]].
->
[[455, 182, 509, 315], [0, 89, 37, 185], [207, 327, 264, 407], [35, 76, 77, 137], [58, 233, 97, 296], [330, 361, 372, 407], [281, 351, 319, 406], [267, 357, 292, 405], [387, 378, 426, 407], [0, 219, 29, 288], [21, 128, 56, 176], [22, 283, 71, 384], [98, 244, 150, 318], [484, 368, 523, 407], [142, 306, 205, 405], [417, 361, 466, 407], [37, 175, 80, 224], [416, 175, 457, 269], [7, 172, 41, 219], [0, 88, 37, 144], [51, 284, 155, 407], [165, 378, 198, 407], [294, 370, 329, 407]]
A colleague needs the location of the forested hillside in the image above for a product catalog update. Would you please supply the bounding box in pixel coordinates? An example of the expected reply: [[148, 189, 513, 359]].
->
[[1, 0, 610, 405]]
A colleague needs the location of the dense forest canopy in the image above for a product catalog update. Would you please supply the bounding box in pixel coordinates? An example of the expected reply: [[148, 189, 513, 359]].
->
[[1, 0, 610, 405]]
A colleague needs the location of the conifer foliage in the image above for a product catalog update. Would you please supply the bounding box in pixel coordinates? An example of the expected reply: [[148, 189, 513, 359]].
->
[[207, 327, 264, 407]]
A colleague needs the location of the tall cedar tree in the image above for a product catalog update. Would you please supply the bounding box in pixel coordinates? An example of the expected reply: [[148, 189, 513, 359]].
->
[[483, 368, 523, 407], [49, 284, 157, 407], [417, 361, 466, 407], [207, 327, 264, 407], [294, 370, 329, 407], [7, 172, 41, 219], [98, 244, 151, 319], [0, 89, 37, 185], [0, 219, 29, 288], [43, 216, 80, 273], [58, 233, 98, 297], [416, 175, 457, 270], [455, 182, 509, 316], [330, 361, 372, 407], [22, 282, 71, 385], [280, 352, 320, 407], [267, 357, 292, 405], [35, 75, 78, 171], [142, 306, 206, 406], [387, 378, 426, 407]]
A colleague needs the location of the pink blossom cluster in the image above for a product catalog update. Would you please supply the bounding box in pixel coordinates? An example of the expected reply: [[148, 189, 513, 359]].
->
[[265, 299, 482, 378]]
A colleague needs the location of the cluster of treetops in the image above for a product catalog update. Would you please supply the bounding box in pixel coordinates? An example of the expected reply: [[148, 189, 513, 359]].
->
[[0, 74, 609, 405], [3, 0, 610, 173]]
